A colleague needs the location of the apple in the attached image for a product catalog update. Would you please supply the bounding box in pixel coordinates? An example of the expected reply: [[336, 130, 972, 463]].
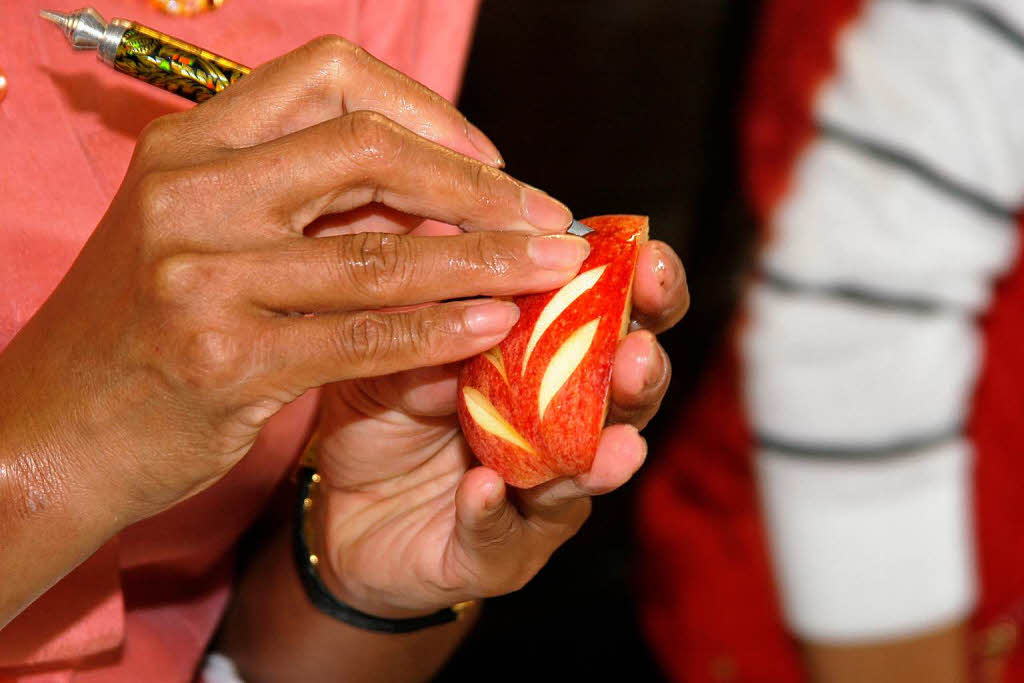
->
[[457, 215, 649, 488]]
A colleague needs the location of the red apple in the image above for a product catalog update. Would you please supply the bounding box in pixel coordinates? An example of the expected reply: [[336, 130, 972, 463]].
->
[[457, 215, 649, 488]]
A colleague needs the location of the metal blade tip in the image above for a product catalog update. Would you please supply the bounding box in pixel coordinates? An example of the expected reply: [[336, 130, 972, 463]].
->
[[567, 219, 594, 237]]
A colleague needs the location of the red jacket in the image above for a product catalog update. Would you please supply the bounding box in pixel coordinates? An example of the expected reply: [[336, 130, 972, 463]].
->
[[637, 1, 1024, 680]]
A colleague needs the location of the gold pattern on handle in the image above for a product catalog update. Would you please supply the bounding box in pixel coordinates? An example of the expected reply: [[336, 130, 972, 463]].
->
[[113, 23, 249, 102], [151, 0, 225, 16]]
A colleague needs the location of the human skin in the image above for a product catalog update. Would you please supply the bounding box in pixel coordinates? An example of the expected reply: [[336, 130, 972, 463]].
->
[[0, 35, 688, 679], [217, 226, 686, 682], [804, 622, 970, 683], [211, 39, 687, 683]]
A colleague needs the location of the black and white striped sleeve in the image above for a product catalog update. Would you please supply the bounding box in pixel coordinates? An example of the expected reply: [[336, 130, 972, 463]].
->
[[745, 0, 1024, 642]]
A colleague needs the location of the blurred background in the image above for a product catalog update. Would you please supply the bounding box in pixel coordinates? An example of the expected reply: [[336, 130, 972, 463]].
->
[[438, 2, 761, 680], [433, 1, 1024, 681]]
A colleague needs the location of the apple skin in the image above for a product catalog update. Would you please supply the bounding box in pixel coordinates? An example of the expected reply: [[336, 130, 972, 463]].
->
[[457, 215, 649, 488]]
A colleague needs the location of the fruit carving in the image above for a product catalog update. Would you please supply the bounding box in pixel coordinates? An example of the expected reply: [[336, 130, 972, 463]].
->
[[457, 215, 649, 488]]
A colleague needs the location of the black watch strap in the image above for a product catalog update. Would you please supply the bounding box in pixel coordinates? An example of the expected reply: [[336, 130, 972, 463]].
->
[[293, 466, 461, 634]]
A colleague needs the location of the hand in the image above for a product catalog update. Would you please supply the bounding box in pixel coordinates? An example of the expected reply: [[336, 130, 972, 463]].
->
[[0, 36, 585, 530], [312, 240, 687, 618]]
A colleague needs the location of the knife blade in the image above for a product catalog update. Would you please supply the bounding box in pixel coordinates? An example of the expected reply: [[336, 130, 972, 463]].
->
[[567, 219, 594, 237]]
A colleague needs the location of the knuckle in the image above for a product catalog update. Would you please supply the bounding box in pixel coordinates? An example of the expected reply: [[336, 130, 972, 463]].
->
[[134, 170, 190, 223], [134, 112, 192, 164], [339, 110, 404, 170], [466, 232, 519, 277], [466, 162, 502, 196], [146, 254, 219, 304], [345, 232, 414, 300], [307, 34, 365, 67], [409, 313, 448, 362], [134, 163, 236, 227], [337, 312, 394, 365], [142, 257, 248, 392], [176, 328, 249, 391], [136, 115, 175, 153], [460, 163, 513, 217], [479, 509, 520, 551], [302, 35, 371, 107]]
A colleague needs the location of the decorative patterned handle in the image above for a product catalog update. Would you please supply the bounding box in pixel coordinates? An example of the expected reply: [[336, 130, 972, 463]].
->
[[112, 23, 250, 102]]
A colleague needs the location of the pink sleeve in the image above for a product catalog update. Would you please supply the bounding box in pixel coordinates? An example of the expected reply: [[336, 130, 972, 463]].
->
[[0, 540, 123, 669], [357, 0, 480, 102], [0, 0, 479, 674]]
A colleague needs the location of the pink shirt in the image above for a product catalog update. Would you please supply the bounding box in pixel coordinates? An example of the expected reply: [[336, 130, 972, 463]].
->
[[0, 1, 478, 679]]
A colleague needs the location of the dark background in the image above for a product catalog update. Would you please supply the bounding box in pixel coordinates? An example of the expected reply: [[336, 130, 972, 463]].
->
[[438, 2, 761, 681]]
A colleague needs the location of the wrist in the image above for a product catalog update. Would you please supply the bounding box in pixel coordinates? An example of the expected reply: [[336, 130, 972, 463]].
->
[[306, 478, 445, 621], [293, 466, 473, 634], [0, 356, 131, 624], [0, 423, 127, 552], [0, 340, 140, 538], [0, 389, 120, 542]]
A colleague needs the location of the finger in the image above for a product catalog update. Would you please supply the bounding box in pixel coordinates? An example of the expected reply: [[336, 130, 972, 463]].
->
[[238, 232, 589, 313], [305, 205, 425, 237], [606, 331, 672, 429], [303, 209, 460, 239], [452, 465, 594, 596], [630, 241, 689, 334], [197, 35, 503, 165], [452, 467, 556, 594], [264, 299, 519, 389], [238, 110, 572, 234], [454, 466, 580, 594], [410, 220, 464, 237], [353, 364, 461, 418], [519, 424, 647, 511], [454, 467, 523, 563]]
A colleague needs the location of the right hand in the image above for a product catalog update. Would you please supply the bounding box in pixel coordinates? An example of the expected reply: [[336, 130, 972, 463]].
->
[[0, 36, 587, 527]]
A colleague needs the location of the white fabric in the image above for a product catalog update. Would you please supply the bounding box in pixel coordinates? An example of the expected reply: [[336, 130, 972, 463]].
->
[[756, 440, 976, 642], [200, 653, 245, 683], [744, 287, 979, 447], [955, 0, 1024, 43], [764, 138, 1016, 310], [746, 0, 1024, 642], [823, 0, 1024, 208]]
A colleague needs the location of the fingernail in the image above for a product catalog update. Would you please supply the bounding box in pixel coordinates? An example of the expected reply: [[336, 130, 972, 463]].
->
[[465, 300, 520, 335], [644, 334, 663, 387], [466, 121, 504, 167], [529, 235, 590, 270], [521, 186, 573, 233], [653, 243, 682, 294]]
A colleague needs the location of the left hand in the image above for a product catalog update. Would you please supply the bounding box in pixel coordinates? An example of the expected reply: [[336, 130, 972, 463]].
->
[[311, 235, 688, 618]]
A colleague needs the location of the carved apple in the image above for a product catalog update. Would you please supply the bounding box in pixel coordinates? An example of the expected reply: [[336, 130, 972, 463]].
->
[[457, 215, 649, 488]]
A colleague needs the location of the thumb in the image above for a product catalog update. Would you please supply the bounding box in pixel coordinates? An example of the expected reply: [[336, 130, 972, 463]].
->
[[454, 468, 523, 566]]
